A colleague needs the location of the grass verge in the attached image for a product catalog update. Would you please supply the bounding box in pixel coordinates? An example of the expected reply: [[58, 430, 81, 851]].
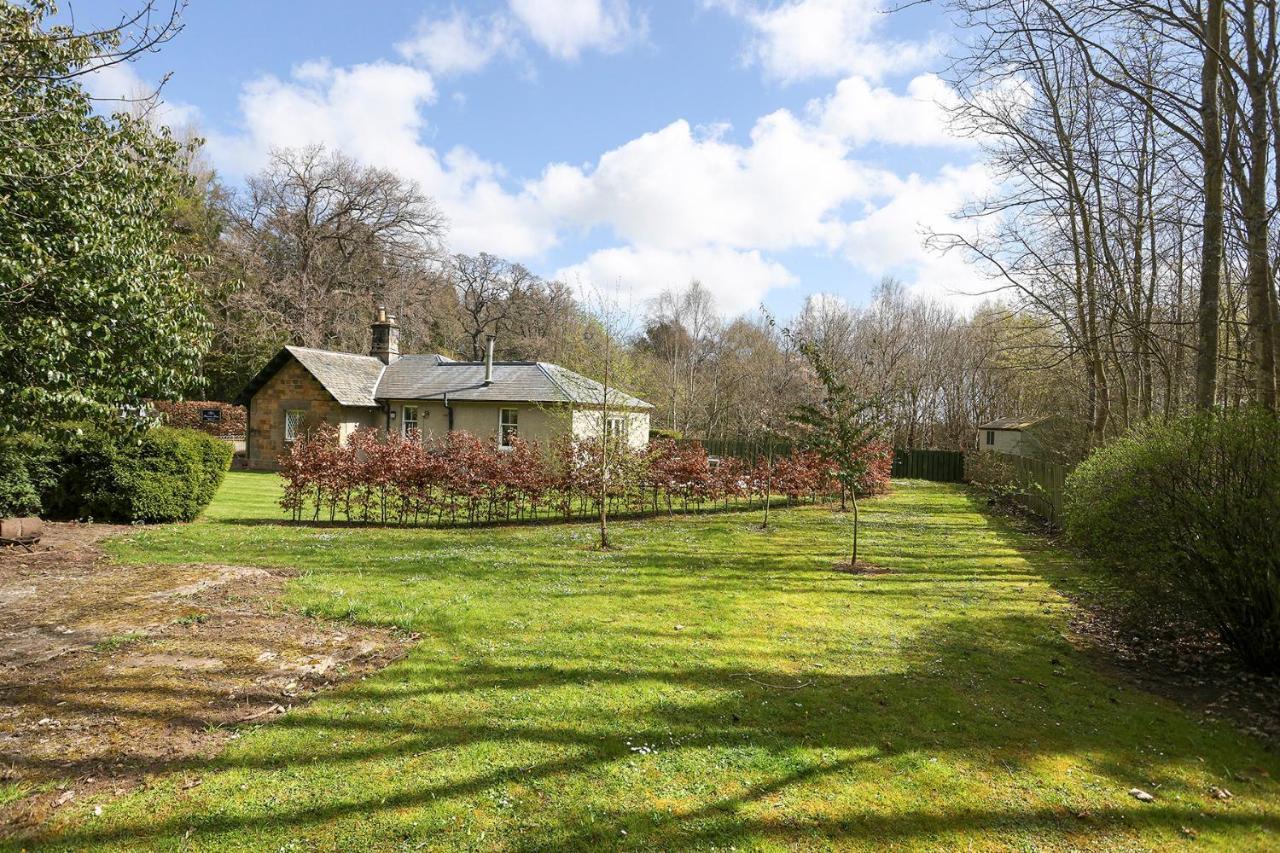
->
[[21, 471, 1279, 850]]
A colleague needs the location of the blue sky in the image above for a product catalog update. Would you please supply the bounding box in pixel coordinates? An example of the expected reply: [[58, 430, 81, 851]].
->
[[86, 0, 990, 318]]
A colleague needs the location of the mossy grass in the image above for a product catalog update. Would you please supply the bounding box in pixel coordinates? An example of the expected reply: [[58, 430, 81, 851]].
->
[[28, 472, 1280, 850]]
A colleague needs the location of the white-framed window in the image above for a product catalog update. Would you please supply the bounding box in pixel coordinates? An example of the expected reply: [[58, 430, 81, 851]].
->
[[499, 408, 518, 447], [284, 409, 305, 443], [605, 415, 627, 442], [402, 405, 419, 438]]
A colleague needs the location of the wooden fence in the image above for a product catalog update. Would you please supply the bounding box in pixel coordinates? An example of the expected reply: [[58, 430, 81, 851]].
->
[[892, 448, 965, 482], [675, 439, 966, 484], [674, 438, 1069, 523], [1001, 454, 1070, 526]]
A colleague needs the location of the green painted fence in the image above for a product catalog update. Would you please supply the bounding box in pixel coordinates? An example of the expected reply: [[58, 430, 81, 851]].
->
[[675, 439, 967, 484], [891, 448, 965, 482], [1001, 453, 1070, 526]]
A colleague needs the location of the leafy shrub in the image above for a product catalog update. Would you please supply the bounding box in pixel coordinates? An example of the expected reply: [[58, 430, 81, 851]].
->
[[965, 449, 1036, 515], [1064, 408, 1280, 673], [43, 427, 232, 523], [278, 429, 871, 525], [851, 441, 893, 497], [964, 449, 1017, 494], [0, 433, 60, 517], [0, 446, 41, 517]]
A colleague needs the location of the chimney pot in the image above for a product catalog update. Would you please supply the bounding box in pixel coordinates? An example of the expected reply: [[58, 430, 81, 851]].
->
[[371, 306, 400, 364]]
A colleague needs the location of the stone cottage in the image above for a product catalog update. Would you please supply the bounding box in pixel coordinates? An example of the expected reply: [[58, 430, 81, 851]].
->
[[235, 308, 653, 470]]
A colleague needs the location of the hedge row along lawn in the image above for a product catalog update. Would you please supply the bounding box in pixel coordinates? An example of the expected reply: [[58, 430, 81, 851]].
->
[[30, 472, 1280, 850]]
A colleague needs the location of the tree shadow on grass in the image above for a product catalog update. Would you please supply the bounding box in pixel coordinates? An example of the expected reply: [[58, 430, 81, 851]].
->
[[954, 486, 1280, 746], [29, 610, 1280, 850], [28, 483, 1275, 847]]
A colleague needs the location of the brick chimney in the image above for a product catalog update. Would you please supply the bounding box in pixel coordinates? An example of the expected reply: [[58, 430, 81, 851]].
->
[[370, 306, 400, 364]]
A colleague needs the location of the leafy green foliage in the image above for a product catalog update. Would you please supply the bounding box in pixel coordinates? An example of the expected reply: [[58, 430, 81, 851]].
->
[[0, 432, 59, 517], [783, 326, 885, 562], [0, 447, 41, 517], [0, 2, 209, 429], [34, 426, 232, 523], [786, 345, 882, 494], [1065, 408, 1280, 672]]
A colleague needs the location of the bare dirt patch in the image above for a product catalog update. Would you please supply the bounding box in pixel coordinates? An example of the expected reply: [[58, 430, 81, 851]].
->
[[1067, 600, 1280, 747], [0, 523, 411, 837]]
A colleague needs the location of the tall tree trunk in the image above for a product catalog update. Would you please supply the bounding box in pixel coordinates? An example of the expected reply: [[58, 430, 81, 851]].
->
[[1269, 40, 1280, 396], [1239, 0, 1278, 408], [1197, 0, 1228, 409], [762, 441, 774, 529]]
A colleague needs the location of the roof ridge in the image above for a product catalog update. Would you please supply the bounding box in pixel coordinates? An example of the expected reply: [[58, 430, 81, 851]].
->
[[441, 360, 538, 366], [286, 344, 381, 361], [536, 361, 575, 403]]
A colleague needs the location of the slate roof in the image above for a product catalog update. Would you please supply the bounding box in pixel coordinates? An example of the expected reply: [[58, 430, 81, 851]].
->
[[234, 346, 386, 407], [976, 416, 1052, 431], [379, 358, 651, 408], [237, 347, 652, 410], [287, 347, 387, 407]]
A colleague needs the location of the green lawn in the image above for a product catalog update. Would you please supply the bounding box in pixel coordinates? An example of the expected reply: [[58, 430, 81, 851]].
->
[[31, 472, 1280, 850]]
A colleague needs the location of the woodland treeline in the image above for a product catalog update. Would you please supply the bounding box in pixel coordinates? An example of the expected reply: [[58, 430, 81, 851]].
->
[[182, 147, 1074, 455], [181, 1, 1280, 458], [6, 0, 1278, 462], [936, 0, 1280, 441]]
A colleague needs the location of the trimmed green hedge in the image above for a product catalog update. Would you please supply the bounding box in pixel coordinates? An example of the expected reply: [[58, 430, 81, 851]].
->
[[0, 446, 42, 517], [0, 433, 59, 518], [1064, 408, 1280, 673], [3, 426, 232, 524]]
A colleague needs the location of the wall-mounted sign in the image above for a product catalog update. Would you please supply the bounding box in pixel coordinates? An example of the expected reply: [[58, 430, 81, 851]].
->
[[201, 408, 222, 423]]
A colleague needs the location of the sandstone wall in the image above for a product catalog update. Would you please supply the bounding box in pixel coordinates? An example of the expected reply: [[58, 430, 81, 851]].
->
[[247, 359, 380, 470]]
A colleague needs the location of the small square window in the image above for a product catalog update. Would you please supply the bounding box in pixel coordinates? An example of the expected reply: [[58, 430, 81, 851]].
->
[[284, 409, 306, 443], [500, 408, 518, 447], [605, 416, 627, 442]]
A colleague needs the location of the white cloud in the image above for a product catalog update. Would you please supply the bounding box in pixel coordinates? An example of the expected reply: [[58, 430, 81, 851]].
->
[[395, 2, 641, 78], [711, 0, 940, 83], [532, 114, 889, 252], [202, 44, 989, 313], [209, 60, 436, 175], [83, 62, 202, 129], [841, 163, 995, 307], [553, 245, 795, 314], [207, 61, 558, 259], [810, 73, 967, 147], [507, 0, 643, 60], [396, 10, 517, 76]]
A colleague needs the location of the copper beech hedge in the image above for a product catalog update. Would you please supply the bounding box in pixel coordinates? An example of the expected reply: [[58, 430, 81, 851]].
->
[[278, 428, 892, 525]]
